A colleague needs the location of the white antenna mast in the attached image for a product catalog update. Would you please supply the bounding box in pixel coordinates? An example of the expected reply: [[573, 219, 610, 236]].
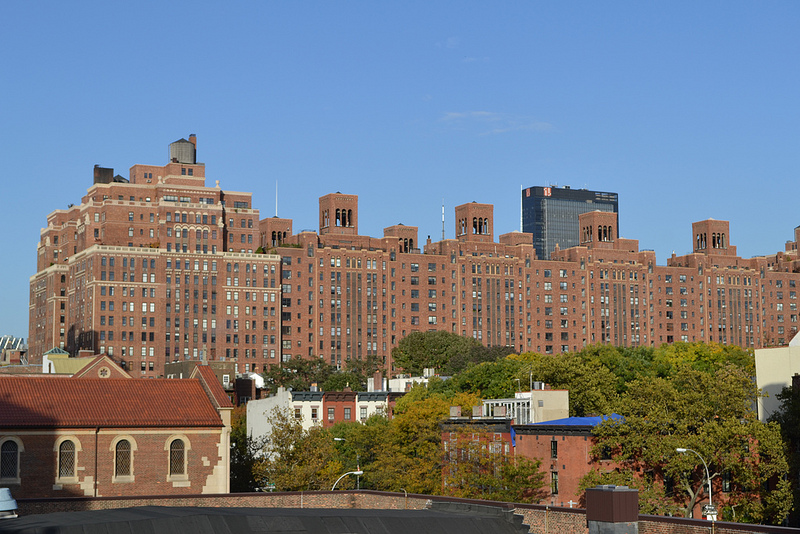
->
[[442, 199, 445, 241], [275, 182, 278, 217], [520, 185, 523, 232]]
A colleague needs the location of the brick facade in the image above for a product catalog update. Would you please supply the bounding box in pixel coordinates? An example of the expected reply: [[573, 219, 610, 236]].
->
[[30, 137, 800, 378], [13, 491, 795, 534], [0, 373, 232, 499]]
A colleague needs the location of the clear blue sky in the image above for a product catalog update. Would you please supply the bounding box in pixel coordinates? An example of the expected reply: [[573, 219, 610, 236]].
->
[[1, 1, 798, 339]]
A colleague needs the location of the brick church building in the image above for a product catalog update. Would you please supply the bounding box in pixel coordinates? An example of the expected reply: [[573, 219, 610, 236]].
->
[[0, 365, 232, 498]]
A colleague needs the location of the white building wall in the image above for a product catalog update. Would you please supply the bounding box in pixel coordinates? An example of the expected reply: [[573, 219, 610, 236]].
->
[[756, 339, 800, 421]]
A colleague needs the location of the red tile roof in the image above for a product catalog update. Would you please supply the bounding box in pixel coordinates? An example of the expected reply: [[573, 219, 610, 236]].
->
[[190, 365, 234, 409], [0, 376, 223, 428]]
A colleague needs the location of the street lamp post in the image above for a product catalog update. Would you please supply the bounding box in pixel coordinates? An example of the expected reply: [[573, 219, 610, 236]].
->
[[334, 437, 360, 489], [676, 447, 716, 521], [331, 470, 364, 491]]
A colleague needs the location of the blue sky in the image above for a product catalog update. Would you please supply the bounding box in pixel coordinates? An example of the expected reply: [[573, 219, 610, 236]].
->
[[1, 1, 798, 339]]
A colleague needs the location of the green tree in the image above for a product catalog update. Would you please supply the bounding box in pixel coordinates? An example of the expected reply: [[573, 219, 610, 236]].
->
[[448, 358, 527, 399], [443, 428, 546, 503], [392, 331, 482, 375], [769, 382, 800, 526], [511, 352, 619, 416], [253, 406, 343, 491], [263, 356, 335, 393], [587, 365, 791, 524], [368, 385, 482, 494], [229, 405, 266, 492], [578, 468, 681, 516], [331, 415, 391, 489], [443, 344, 517, 375]]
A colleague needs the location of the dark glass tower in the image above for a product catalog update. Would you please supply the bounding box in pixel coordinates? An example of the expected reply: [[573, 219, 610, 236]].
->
[[522, 186, 618, 260]]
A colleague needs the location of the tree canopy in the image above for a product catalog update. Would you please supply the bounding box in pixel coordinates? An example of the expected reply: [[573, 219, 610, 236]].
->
[[391, 331, 483, 375], [587, 364, 790, 524]]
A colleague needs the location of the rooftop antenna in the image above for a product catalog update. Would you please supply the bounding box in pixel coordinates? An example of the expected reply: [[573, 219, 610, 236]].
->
[[520, 184, 523, 232], [441, 199, 445, 241], [275, 181, 278, 217]]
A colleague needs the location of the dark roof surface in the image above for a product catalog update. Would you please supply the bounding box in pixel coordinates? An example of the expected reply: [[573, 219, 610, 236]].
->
[[1, 505, 529, 534], [0, 376, 223, 428]]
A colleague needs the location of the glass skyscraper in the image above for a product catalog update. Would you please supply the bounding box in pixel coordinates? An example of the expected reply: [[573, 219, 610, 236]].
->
[[522, 186, 618, 260]]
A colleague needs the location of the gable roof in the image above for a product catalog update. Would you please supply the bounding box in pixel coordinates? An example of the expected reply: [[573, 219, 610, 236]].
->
[[0, 376, 223, 428], [46, 356, 95, 375], [190, 365, 234, 409], [71, 354, 131, 379]]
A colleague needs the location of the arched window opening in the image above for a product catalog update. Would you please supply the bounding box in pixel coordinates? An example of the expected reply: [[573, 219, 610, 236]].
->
[[115, 440, 131, 477], [347, 209, 353, 227], [59, 440, 75, 478], [169, 439, 185, 476], [473, 217, 478, 235], [0, 440, 18, 479], [409, 239, 414, 251]]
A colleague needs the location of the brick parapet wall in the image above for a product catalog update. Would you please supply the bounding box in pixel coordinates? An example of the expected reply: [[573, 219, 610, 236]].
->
[[15, 491, 795, 534]]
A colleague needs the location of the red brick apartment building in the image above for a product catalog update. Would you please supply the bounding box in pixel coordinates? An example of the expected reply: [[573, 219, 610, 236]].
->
[[30, 136, 800, 377], [442, 416, 619, 508], [0, 365, 232, 498]]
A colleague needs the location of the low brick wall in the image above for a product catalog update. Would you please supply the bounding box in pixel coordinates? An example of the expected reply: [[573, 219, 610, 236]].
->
[[15, 491, 795, 534]]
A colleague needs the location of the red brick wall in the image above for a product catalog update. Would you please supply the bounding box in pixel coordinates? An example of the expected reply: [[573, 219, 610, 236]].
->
[[4, 427, 225, 499], [16, 492, 792, 534]]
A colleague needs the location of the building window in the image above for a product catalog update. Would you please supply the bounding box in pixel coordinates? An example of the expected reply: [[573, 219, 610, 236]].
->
[[551, 471, 559, 494], [550, 440, 558, 459], [169, 439, 185, 476], [344, 407, 351, 420], [722, 470, 732, 493], [328, 407, 335, 421], [0, 439, 20, 481], [115, 440, 132, 477], [360, 407, 368, 420], [59, 440, 76, 478]]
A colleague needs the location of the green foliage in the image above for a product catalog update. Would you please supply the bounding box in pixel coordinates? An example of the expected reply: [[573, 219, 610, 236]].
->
[[229, 405, 266, 492], [263, 356, 335, 394], [253, 406, 343, 491], [368, 385, 483, 494], [322, 371, 365, 392], [512, 351, 620, 416], [587, 364, 791, 524], [443, 344, 518, 375], [448, 358, 527, 399], [263, 354, 380, 394], [392, 331, 482, 375], [443, 428, 546, 503], [578, 469, 681, 516], [769, 383, 800, 526]]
